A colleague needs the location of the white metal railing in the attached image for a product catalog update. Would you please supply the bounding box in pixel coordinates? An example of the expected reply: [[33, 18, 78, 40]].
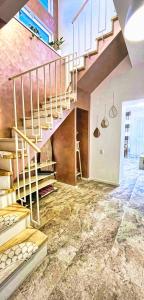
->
[[9, 54, 77, 225], [72, 0, 116, 61], [13, 127, 41, 226], [10, 54, 77, 142]]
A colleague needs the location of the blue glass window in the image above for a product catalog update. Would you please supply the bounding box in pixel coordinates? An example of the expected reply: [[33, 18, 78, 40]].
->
[[39, 0, 48, 11], [17, 8, 51, 43]]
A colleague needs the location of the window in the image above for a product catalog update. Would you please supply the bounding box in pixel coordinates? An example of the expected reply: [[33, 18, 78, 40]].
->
[[16, 7, 53, 44], [39, 0, 53, 15]]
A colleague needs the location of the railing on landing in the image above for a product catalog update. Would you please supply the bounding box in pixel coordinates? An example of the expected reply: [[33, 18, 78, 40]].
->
[[72, 0, 116, 59]]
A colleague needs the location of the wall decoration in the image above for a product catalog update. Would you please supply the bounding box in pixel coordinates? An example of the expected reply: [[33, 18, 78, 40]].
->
[[93, 116, 101, 138], [109, 92, 118, 118], [101, 104, 109, 128]]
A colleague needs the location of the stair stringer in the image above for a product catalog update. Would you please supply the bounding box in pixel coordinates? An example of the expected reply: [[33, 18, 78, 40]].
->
[[76, 18, 128, 93], [36, 103, 75, 149]]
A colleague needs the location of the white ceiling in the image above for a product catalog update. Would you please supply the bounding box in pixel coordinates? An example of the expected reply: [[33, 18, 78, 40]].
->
[[114, 0, 144, 66]]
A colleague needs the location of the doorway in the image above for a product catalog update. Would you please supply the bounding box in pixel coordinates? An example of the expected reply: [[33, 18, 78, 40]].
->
[[120, 99, 144, 183]]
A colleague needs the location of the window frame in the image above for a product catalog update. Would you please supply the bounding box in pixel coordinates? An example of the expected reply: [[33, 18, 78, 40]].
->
[[15, 6, 53, 45], [39, 0, 53, 16]]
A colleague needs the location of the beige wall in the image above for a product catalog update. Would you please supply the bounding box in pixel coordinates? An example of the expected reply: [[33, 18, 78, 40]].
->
[[90, 56, 144, 185]]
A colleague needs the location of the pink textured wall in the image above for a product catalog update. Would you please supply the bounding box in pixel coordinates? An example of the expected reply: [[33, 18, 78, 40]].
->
[[0, 17, 59, 137]]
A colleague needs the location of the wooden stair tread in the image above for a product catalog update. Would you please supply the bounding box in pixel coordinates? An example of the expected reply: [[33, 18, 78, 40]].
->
[[47, 91, 75, 99], [16, 178, 57, 199], [0, 169, 12, 176], [0, 151, 14, 159], [0, 228, 47, 287], [25, 115, 54, 121], [34, 107, 63, 113], [0, 204, 30, 233], [24, 161, 56, 172], [46, 96, 76, 104], [15, 173, 56, 190], [0, 204, 30, 217], [0, 188, 16, 197]]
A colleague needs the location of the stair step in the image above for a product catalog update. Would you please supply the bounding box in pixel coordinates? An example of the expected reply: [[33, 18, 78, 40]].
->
[[0, 169, 12, 190], [16, 178, 56, 200], [33, 108, 63, 119], [46, 91, 76, 101], [0, 228, 47, 299], [0, 155, 13, 173], [0, 151, 14, 159], [0, 139, 40, 152], [12, 127, 44, 139], [25, 116, 53, 127], [15, 173, 56, 190], [22, 161, 56, 173], [0, 204, 30, 246], [0, 190, 16, 209]]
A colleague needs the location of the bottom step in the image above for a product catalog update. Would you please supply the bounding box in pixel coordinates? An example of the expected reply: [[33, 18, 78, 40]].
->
[[0, 228, 47, 299]]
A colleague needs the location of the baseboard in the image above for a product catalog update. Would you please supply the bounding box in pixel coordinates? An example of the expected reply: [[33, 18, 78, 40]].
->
[[88, 177, 119, 187]]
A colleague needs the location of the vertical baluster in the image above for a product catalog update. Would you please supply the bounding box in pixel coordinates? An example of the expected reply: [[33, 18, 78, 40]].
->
[[67, 54, 71, 109], [60, 58, 62, 115], [21, 76, 26, 135], [55, 61, 58, 113], [78, 19, 80, 66], [36, 69, 41, 139], [34, 152, 40, 225], [49, 63, 53, 126], [21, 139, 26, 204], [29, 72, 34, 138], [15, 131, 20, 200], [84, 11, 87, 53], [44, 66, 48, 125], [73, 22, 75, 62], [72, 52, 75, 97], [64, 57, 67, 106], [13, 79, 17, 128], [27, 144, 33, 221], [90, 0, 93, 51], [75, 52, 78, 102]]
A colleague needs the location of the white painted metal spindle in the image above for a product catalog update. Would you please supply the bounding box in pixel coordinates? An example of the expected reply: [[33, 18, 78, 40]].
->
[[43, 66, 48, 124], [13, 79, 18, 128], [75, 52, 78, 102], [21, 76, 26, 136], [27, 144, 33, 220], [49, 62, 53, 125], [60, 58, 62, 114], [34, 152, 40, 225], [36, 69, 41, 138], [21, 138, 26, 204], [84, 11, 87, 53], [29, 72, 34, 138], [55, 60, 58, 113], [15, 131, 20, 200]]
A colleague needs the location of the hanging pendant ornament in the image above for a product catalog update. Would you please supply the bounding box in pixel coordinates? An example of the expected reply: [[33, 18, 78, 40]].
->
[[93, 115, 101, 138], [109, 92, 118, 118], [101, 104, 109, 128]]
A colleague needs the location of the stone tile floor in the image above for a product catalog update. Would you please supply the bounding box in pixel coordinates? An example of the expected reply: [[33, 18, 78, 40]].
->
[[10, 158, 144, 300]]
